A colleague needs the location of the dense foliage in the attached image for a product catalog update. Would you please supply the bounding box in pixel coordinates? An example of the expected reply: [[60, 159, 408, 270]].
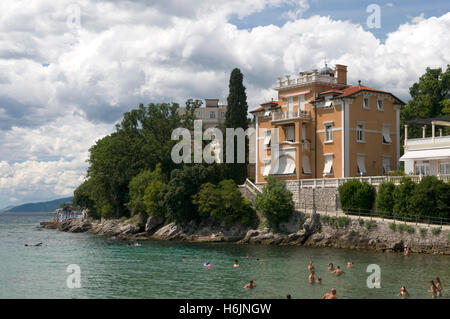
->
[[409, 176, 450, 220], [392, 177, 416, 219], [193, 179, 255, 226], [375, 181, 396, 217], [224, 68, 249, 185], [254, 177, 294, 227], [338, 179, 375, 212]]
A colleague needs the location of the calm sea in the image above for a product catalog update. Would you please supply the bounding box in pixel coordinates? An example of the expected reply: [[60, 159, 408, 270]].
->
[[0, 211, 449, 299]]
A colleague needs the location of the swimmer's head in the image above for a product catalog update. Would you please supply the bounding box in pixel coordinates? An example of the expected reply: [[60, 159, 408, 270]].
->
[[331, 288, 337, 295]]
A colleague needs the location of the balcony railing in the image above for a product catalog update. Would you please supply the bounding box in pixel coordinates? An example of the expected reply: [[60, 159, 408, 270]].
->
[[272, 109, 311, 122], [276, 74, 337, 89]]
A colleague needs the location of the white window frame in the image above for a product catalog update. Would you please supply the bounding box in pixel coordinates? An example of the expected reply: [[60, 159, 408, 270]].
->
[[197, 110, 203, 117], [323, 154, 333, 176], [382, 156, 391, 175], [356, 123, 365, 142], [377, 98, 384, 111], [415, 161, 430, 176], [302, 155, 312, 175], [382, 125, 392, 144], [439, 162, 450, 175], [357, 154, 367, 175], [285, 126, 295, 142], [325, 123, 333, 143], [220, 111, 225, 119], [363, 96, 370, 109], [209, 111, 216, 119]]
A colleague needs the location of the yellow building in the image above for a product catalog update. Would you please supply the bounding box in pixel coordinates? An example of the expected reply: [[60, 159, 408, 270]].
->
[[251, 64, 405, 184]]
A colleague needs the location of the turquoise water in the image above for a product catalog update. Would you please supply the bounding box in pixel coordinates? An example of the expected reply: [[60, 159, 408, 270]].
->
[[0, 212, 449, 299]]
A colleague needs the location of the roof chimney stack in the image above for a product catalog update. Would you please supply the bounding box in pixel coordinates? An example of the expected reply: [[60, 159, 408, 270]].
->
[[335, 64, 347, 86]]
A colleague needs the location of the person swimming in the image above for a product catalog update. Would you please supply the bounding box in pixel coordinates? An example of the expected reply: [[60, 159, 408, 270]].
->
[[233, 260, 240, 268], [182, 256, 186, 262], [322, 288, 337, 299], [347, 261, 354, 268], [428, 280, 439, 298], [308, 260, 314, 271], [25, 242, 42, 247], [331, 266, 345, 276], [328, 263, 335, 271], [244, 280, 255, 289], [308, 270, 316, 284], [203, 261, 211, 269], [286, 294, 291, 299], [403, 246, 409, 256], [398, 286, 410, 299], [316, 277, 322, 284], [435, 277, 443, 297]]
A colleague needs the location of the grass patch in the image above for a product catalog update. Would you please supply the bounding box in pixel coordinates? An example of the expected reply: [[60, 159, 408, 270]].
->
[[397, 224, 415, 234], [431, 227, 442, 236], [358, 219, 365, 226], [320, 215, 351, 229], [388, 222, 396, 231], [420, 228, 427, 237], [365, 220, 377, 230], [258, 220, 269, 230]]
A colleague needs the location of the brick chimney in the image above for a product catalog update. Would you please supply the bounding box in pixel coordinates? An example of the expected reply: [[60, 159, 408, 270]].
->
[[335, 64, 347, 86]]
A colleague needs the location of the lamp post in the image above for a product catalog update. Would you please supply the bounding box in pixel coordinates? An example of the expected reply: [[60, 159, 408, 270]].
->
[[312, 185, 317, 216]]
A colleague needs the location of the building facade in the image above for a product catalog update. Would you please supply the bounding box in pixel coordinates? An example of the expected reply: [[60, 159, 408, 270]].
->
[[178, 98, 227, 129], [400, 118, 450, 176], [251, 64, 405, 184]]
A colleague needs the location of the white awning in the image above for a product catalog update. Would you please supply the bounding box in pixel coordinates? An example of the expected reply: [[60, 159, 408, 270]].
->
[[323, 155, 333, 174], [273, 156, 295, 175], [302, 155, 311, 174], [324, 100, 333, 108], [357, 156, 366, 174], [400, 148, 450, 161], [382, 126, 392, 143], [263, 131, 271, 145], [264, 111, 271, 117]]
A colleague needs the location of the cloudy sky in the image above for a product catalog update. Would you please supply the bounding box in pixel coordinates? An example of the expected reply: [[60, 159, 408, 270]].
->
[[0, 0, 449, 208]]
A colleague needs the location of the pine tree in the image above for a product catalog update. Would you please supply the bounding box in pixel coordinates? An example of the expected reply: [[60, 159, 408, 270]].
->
[[224, 68, 249, 184]]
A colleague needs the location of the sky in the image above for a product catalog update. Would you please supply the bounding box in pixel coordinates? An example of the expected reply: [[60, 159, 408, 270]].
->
[[0, 0, 449, 208]]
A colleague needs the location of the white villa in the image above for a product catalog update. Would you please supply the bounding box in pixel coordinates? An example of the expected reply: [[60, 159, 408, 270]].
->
[[400, 117, 450, 176]]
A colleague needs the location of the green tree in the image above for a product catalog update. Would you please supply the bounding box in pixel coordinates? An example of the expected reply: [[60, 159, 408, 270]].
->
[[163, 164, 226, 222], [338, 179, 375, 213], [376, 181, 396, 217], [410, 176, 450, 221], [73, 179, 99, 218], [254, 177, 294, 227], [128, 164, 167, 217], [193, 179, 255, 226], [401, 66, 450, 142], [74, 100, 200, 218], [392, 177, 416, 219], [224, 68, 249, 184]]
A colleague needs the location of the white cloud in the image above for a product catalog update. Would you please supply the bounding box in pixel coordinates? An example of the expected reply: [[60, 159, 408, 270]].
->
[[0, 0, 449, 206]]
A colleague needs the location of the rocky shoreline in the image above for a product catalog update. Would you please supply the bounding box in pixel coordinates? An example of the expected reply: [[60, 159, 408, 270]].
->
[[40, 211, 450, 255]]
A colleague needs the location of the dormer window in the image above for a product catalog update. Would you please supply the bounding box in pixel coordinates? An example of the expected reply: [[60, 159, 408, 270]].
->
[[324, 96, 333, 108]]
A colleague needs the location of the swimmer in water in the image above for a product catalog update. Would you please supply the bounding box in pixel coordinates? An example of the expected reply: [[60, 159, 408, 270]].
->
[[244, 280, 255, 289], [233, 260, 240, 268], [316, 277, 322, 284], [347, 262, 354, 268], [286, 294, 291, 299], [428, 280, 439, 299], [403, 246, 409, 256], [182, 256, 186, 262], [25, 242, 42, 247], [328, 263, 335, 271], [308, 260, 314, 271], [203, 261, 211, 269], [331, 266, 345, 276], [398, 286, 410, 299], [435, 277, 443, 297], [308, 270, 316, 284], [322, 288, 337, 299]]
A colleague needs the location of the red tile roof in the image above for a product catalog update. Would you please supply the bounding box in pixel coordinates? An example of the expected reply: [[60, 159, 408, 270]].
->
[[316, 85, 405, 104], [249, 106, 265, 113]]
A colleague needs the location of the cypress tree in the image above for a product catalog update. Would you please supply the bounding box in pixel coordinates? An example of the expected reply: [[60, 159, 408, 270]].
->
[[224, 68, 249, 184]]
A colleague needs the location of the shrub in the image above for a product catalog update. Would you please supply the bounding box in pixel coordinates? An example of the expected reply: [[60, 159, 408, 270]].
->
[[254, 177, 294, 227], [431, 227, 442, 236], [376, 181, 396, 218], [397, 224, 415, 234], [447, 232, 450, 241], [358, 219, 365, 226], [365, 220, 377, 230], [410, 176, 450, 221], [320, 216, 351, 229], [420, 228, 427, 237], [128, 164, 167, 217], [193, 179, 255, 226], [338, 179, 375, 213], [389, 222, 397, 231], [392, 177, 416, 220]]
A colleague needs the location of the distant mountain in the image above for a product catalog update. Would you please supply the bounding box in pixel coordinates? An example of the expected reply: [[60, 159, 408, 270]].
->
[[0, 205, 14, 212], [5, 197, 73, 213]]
